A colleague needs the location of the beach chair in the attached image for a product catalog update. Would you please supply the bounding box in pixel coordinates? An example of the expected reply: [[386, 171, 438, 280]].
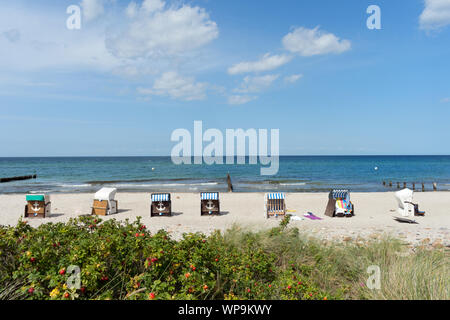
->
[[265, 193, 286, 218], [92, 188, 118, 216], [200, 192, 220, 216], [24, 194, 51, 218], [151, 193, 172, 217], [324, 190, 354, 217], [394, 188, 424, 217]]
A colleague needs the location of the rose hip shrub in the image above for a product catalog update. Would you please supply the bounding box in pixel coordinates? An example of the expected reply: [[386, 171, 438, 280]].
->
[[0, 216, 330, 300]]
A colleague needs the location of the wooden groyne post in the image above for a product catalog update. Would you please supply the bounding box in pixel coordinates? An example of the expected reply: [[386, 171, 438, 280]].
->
[[227, 173, 233, 192], [382, 181, 438, 191], [0, 174, 37, 183]]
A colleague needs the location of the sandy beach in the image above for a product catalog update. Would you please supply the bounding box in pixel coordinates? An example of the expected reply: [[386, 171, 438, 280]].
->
[[1, 192, 449, 247]]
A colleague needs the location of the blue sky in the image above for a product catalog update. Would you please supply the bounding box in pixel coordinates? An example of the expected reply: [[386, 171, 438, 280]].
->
[[0, 0, 449, 156]]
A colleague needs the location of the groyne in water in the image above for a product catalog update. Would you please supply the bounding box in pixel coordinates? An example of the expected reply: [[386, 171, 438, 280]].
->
[[0, 175, 37, 183]]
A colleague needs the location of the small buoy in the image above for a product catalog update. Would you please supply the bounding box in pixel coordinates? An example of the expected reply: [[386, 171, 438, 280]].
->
[[152, 168, 155, 171], [374, 166, 379, 171]]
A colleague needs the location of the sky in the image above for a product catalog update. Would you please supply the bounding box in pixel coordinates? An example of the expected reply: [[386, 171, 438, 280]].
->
[[0, 0, 449, 156]]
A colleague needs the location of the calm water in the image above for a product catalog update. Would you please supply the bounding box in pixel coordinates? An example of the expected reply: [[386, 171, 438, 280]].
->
[[0, 156, 449, 194]]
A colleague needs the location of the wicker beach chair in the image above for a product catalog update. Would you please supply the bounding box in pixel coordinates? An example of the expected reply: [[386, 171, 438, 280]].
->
[[24, 194, 51, 218], [265, 192, 286, 218], [92, 188, 118, 216], [151, 193, 172, 217], [324, 190, 354, 217], [394, 188, 424, 217], [200, 192, 220, 216]]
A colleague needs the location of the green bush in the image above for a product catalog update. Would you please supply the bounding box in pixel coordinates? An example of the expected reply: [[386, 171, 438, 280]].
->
[[0, 216, 329, 300]]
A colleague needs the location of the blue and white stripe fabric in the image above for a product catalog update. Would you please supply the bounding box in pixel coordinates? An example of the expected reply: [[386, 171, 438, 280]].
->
[[152, 194, 170, 202], [201, 192, 219, 200], [267, 193, 285, 200], [332, 190, 349, 200]]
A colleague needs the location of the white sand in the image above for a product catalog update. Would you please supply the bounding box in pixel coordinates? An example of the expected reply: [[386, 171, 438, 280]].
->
[[1, 192, 449, 246]]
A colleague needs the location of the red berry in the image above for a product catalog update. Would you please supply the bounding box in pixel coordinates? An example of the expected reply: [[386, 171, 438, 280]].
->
[[30, 257, 36, 262], [80, 287, 86, 293], [247, 289, 251, 293], [149, 292, 155, 300], [203, 285, 208, 290], [135, 233, 139, 237], [287, 285, 292, 289], [59, 268, 66, 275], [215, 259, 219, 262], [28, 287, 34, 294], [64, 292, 70, 298]]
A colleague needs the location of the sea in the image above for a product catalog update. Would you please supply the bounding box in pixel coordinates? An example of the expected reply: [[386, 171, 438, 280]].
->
[[0, 156, 449, 194]]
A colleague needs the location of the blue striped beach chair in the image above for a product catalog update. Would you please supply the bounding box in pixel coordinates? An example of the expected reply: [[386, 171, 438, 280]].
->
[[25, 194, 51, 218], [151, 193, 172, 217], [324, 189, 354, 217], [200, 192, 220, 215], [265, 192, 286, 218]]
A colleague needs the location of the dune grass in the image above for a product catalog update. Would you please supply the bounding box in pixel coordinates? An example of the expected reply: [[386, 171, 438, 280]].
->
[[220, 217, 449, 300]]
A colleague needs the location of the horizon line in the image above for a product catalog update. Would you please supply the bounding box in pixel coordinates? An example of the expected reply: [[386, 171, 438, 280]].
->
[[0, 154, 449, 158]]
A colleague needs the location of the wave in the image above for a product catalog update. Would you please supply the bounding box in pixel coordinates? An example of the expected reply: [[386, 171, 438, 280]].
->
[[58, 184, 91, 188], [104, 182, 220, 188], [279, 183, 306, 186], [244, 179, 309, 185]]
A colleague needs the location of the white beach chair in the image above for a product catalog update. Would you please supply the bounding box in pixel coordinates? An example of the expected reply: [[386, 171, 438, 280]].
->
[[394, 188, 414, 217], [92, 188, 118, 216]]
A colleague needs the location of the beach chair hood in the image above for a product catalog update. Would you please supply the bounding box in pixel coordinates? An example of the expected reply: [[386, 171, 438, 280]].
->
[[95, 188, 117, 201], [26, 194, 50, 203]]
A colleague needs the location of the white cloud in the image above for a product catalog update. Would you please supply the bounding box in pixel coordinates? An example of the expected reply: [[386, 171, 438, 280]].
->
[[80, 0, 105, 22], [228, 53, 292, 75], [0, 6, 121, 72], [235, 74, 279, 93], [228, 95, 256, 105], [106, 2, 219, 59], [2, 28, 20, 43], [441, 97, 450, 103], [284, 74, 303, 83], [282, 26, 351, 56], [420, 0, 450, 30], [137, 71, 207, 101], [142, 0, 165, 13], [125, 2, 138, 18]]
